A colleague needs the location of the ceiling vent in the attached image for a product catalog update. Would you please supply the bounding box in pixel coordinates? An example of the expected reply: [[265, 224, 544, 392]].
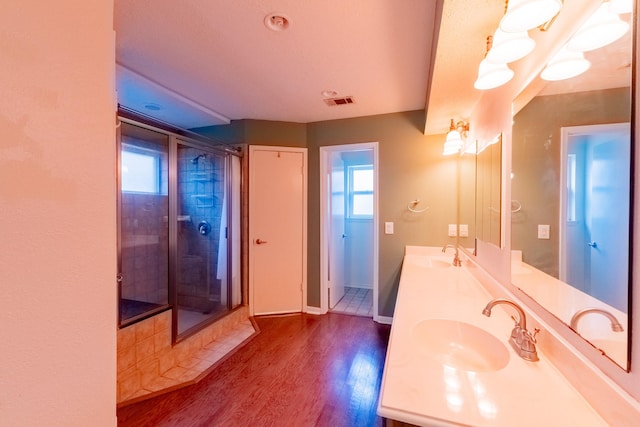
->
[[323, 96, 355, 106]]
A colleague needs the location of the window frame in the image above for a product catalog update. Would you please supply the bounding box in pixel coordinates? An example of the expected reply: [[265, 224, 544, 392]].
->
[[120, 143, 163, 195], [347, 164, 374, 219]]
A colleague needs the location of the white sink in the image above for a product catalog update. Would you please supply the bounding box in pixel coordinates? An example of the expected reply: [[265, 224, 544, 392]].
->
[[412, 319, 510, 372], [409, 257, 452, 269]]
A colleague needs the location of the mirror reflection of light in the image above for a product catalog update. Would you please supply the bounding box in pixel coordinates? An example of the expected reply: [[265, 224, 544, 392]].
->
[[467, 372, 497, 420], [445, 392, 464, 412], [443, 366, 464, 412], [478, 399, 498, 419]]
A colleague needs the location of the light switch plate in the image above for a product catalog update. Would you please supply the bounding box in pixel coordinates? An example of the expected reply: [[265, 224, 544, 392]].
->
[[459, 224, 469, 237], [385, 222, 394, 235], [448, 224, 457, 237], [538, 224, 550, 239]]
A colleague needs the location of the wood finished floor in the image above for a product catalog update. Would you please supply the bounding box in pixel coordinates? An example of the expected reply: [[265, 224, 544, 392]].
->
[[117, 313, 392, 427]]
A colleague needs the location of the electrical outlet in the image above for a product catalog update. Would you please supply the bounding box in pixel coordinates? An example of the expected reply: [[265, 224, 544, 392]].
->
[[448, 224, 457, 237], [459, 224, 469, 237], [538, 224, 550, 239], [385, 222, 394, 235]]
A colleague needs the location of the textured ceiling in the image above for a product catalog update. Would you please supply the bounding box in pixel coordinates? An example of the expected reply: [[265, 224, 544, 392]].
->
[[114, 0, 439, 128], [115, 1, 632, 134]]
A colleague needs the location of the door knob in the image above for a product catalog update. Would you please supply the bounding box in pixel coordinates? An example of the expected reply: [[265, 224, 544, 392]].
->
[[588, 241, 598, 248], [256, 238, 268, 245]]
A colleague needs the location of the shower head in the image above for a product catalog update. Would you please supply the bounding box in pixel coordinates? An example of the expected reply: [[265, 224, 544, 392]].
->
[[191, 153, 207, 164]]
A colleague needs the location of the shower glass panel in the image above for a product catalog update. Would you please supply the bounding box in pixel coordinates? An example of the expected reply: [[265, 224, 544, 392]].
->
[[118, 123, 170, 325], [176, 144, 230, 336]]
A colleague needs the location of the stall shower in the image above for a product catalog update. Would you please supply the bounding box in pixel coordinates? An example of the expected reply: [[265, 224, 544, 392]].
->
[[118, 120, 241, 340]]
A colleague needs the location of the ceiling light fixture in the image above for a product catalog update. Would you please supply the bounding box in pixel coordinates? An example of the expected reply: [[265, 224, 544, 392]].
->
[[321, 90, 339, 98], [499, 0, 562, 33], [264, 13, 290, 32], [443, 119, 469, 156], [474, 36, 514, 90], [486, 28, 536, 64], [566, 2, 629, 52], [540, 46, 591, 81]]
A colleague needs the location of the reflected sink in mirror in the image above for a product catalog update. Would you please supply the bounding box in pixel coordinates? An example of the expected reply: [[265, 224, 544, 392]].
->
[[412, 319, 510, 372], [409, 257, 453, 269]]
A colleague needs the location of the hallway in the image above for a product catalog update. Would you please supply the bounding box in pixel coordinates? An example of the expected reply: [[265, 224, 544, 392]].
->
[[117, 313, 390, 426]]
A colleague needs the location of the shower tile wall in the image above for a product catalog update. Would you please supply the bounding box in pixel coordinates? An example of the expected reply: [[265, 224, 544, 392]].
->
[[177, 148, 226, 310], [120, 193, 169, 305]]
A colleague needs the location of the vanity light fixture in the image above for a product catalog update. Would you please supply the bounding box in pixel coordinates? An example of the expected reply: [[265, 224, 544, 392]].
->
[[474, 36, 514, 90], [499, 0, 562, 33], [486, 28, 536, 64], [566, 2, 629, 52], [443, 119, 469, 156], [609, 0, 633, 14], [541, 46, 591, 81], [540, 46, 591, 81]]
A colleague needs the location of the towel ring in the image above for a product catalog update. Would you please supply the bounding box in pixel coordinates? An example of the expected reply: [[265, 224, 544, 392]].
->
[[512, 200, 522, 213], [408, 199, 429, 213]]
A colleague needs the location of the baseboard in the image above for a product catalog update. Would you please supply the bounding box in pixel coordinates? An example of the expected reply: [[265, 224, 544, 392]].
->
[[376, 315, 393, 325], [305, 306, 325, 315]]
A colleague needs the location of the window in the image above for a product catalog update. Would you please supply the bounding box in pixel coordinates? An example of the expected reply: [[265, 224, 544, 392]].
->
[[348, 165, 374, 218], [121, 144, 162, 194]]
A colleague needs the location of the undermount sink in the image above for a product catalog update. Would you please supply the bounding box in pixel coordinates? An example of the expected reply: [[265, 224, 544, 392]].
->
[[412, 319, 510, 372], [409, 257, 452, 269]]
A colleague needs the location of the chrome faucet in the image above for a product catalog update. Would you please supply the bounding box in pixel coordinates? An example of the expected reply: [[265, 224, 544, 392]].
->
[[442, 244, 462, 267], [570, 308, 624, 332], [482, 298, 540, 362]]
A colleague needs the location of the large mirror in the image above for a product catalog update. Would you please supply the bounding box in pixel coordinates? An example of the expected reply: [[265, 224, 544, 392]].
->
[[459, 147, 478, 251], [510, 5, 633, 369], [476, 135, 502, 248]]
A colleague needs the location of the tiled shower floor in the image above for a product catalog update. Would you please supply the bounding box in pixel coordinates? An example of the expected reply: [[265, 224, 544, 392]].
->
[[330, 286, 373, 317]]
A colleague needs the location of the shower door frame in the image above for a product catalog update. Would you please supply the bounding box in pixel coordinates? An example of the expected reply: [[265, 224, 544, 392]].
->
[[117, 114, 244, 343], [170, 139, 241, 342]]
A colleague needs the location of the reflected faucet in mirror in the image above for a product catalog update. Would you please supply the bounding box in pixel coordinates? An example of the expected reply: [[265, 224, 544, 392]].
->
[[482, 298, 539, 362], [570, 308, 625, 333], [442, 244, 462, 267]]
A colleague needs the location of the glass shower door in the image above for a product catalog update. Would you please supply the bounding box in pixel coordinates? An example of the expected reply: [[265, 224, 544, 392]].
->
[[118, 123, 170, 325], [175, 143, 230, 336]]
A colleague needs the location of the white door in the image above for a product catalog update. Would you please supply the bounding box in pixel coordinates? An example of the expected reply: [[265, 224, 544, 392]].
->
[[561, 123, 630, 311], [328, 152, 346, 308], [249, 146, 307, 315]]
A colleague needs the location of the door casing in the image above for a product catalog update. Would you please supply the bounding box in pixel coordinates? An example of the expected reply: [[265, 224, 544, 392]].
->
[[320, 142, 379, 320]]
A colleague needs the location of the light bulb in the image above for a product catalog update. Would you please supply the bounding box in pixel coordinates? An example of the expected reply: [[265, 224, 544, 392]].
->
[[486, 28, 536, 64], [474, 59, 514, 90], [541, 47, 591, 81], [499, 0, 562, 33], [567, 3, 629, 52]]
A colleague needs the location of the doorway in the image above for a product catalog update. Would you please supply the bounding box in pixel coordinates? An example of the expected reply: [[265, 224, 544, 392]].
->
[[320, 143, 378, 320], [560, 123, 630, 311]]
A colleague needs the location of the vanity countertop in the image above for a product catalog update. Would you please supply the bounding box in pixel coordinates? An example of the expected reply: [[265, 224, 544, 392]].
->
[[377, 246, 607, 426]]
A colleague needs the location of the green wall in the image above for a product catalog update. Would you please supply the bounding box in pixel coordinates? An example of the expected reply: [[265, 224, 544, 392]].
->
[[197, 110, 461, 318]]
